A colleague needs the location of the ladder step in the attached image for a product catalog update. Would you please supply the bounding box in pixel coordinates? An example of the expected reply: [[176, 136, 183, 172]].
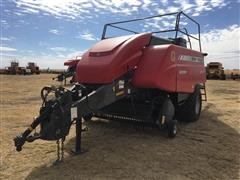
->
[[200, 83, 207, 101]]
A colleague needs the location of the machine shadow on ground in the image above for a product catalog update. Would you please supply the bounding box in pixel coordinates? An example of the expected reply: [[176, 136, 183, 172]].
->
[[26, 103, 240, 180]]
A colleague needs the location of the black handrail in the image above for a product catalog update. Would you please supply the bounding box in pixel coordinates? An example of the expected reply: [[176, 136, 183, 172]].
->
[[182, 28, 192, 49], [108, 12, 178, 26], [108, 24, 138, 34], [101, 11, 202, 52]]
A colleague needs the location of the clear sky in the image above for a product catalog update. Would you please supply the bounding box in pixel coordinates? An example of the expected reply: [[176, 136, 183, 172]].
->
[[1, 0, 239, 69]]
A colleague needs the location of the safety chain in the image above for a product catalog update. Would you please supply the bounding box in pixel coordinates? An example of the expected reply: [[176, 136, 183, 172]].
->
[[55, 138, 65, 164], [56, 139, 61, 162], [61, 138, 65, 161]]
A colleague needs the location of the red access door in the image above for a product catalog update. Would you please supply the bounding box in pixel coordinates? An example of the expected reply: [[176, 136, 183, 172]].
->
[[176, 53, 205, 93]]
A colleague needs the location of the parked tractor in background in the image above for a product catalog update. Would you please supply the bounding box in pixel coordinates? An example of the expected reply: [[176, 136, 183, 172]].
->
[[6, 61, 25, 75], [14, 12, 207, 163], [4, 61, 40, 75], [230, 69, 240, 80], [26, 62, 40, 74], [206, 62, 226, 80]]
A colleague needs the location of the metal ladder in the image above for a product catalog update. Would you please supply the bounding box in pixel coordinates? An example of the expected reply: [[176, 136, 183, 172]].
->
[[200, 83, 207, 101]]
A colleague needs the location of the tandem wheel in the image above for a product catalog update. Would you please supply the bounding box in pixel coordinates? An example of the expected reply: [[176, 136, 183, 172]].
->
[[166, 120, 178, 138]]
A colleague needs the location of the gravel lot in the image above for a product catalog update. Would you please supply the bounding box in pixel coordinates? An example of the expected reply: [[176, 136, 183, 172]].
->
[[1, 74, 239, 180]]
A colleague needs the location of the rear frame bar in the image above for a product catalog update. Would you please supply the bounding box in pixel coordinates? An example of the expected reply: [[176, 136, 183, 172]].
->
[[101, 11, 202, 52]]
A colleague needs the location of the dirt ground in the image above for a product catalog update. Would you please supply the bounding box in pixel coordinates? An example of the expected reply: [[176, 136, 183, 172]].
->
[[0, 74, 239, 180]]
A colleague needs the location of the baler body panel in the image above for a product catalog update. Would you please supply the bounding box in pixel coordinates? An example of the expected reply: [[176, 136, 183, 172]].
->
[[176, 48, 206, 93], [75, 33, 152, 84], [89, 35, 132, 53], [132, 44, 206, 93], [64, 59, 80, 67]]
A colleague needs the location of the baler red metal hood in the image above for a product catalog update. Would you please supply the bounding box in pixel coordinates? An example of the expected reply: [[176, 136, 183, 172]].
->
[[89, 35, 132, 53], [75, 33, 152, 84]]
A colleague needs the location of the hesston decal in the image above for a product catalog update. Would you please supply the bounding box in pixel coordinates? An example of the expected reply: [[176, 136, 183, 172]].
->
[[179, 55, 204, 62]]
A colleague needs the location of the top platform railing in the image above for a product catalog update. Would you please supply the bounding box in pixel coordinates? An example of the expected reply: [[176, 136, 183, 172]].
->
[[101, 11, 202, 52]]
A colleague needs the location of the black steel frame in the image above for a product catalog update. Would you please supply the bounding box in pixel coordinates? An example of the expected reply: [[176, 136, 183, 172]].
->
[[101, 11, 202, 52]]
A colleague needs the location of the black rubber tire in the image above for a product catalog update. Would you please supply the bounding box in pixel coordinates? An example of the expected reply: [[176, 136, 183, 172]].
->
[[176, 86, 202, 122], [83, 113, 93, 121], [220, 74, 226, 80], [167, 120, 177, 138]]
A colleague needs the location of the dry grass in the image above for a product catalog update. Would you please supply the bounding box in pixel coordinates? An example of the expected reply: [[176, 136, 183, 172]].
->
[[225, 69, 240, 75], [0, 74, 240, 180]]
